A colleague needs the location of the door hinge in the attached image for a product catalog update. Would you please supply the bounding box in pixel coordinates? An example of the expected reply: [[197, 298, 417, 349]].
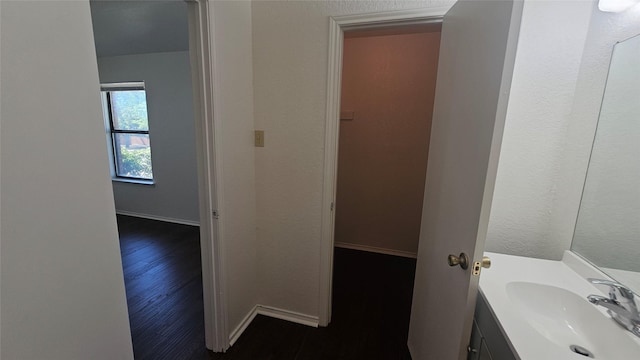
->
[[212, 210, 220, 219], [330, 202, 335, 211]]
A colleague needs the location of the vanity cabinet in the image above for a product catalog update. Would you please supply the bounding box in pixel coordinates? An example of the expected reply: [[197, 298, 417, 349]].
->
[[468, 319, 493, 360], [468, 291, 517, 360]]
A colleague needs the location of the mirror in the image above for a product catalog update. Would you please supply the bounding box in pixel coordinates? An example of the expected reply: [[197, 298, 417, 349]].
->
[[571, 34, 640, 293]]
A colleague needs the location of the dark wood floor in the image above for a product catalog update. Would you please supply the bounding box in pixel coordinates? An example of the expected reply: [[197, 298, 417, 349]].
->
[[210, 248, 417, 360], [117, 214, 210, 360], [118, 215, 416, 360]]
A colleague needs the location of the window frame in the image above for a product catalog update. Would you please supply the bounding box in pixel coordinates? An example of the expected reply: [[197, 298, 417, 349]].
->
[[100, 82, 155, 184]]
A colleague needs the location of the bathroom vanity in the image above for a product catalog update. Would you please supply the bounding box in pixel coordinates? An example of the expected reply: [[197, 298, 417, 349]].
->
[[469, 9, 640, 359], [471, 252, 640, 359]]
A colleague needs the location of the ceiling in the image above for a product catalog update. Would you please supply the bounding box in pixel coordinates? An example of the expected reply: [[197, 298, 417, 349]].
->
[[90, 0, 189, 57]]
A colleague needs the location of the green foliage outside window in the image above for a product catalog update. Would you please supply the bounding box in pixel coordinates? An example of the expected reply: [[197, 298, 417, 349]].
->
[[112, 91, 149, 131], [119, 146, 153, 179]]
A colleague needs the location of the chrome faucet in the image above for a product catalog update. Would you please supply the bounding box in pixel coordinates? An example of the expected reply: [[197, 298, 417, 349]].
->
[[587, 278, 640, 337]]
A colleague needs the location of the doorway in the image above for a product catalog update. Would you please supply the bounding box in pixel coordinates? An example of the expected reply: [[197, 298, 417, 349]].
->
[[321, 3, 523, 358], [329, 23, 442, 354], [319, 9, 448, 327], [335, 24, 441, 258], [89, 0, 224, 356]]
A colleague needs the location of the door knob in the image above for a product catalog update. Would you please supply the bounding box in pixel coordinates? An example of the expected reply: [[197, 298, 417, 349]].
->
[[481, 256, 491, 269], [448, 253, 469, 270]]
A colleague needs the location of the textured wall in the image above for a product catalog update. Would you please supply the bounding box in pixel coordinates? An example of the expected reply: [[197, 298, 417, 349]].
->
[[336, 30, 440, 255], [1, 1, 133, 358], [485, 0, 593, 260], [252, 0, 454, 318], [98, 51, 200, 224], [563, 5, 640, 271], [250, 0, 611, 321]]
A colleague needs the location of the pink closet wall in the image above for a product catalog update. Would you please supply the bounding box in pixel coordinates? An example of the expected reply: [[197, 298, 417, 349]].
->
[[335, 27, 441, 255]]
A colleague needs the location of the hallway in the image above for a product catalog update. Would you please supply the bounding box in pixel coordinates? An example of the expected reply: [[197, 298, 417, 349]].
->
[[118, 215, 416, 359], [211, 248, 416, 359]]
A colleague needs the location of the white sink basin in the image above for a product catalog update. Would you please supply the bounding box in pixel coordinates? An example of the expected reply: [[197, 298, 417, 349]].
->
[[479, 252, 640, 359], [506, 281, 639, 358]]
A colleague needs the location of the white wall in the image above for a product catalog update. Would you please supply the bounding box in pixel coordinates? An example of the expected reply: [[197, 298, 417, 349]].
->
[[252, 0, 454, 319], [1, 0, 4, 352], [559, 4, 640, 270], [0, 1, 133, 359], [251, 0, 618, 321], [485, 0, 593, 260], [209, 1, 259, 337], [97, 51, 200, 224]]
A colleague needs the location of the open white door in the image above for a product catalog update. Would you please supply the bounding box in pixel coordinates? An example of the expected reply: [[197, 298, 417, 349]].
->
[[407, 1, 523, 359]]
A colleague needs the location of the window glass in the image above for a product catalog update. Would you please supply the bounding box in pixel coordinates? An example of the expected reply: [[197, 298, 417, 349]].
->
[[113, 133, 153, 179], [111, 90, 149, 131]]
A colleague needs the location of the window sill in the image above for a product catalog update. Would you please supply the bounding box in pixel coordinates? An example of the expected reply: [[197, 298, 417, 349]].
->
[[112, 177, 155, 186]]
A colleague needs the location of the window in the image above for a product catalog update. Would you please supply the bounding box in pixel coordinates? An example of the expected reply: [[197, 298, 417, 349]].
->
[[101, 82, 154, 182]]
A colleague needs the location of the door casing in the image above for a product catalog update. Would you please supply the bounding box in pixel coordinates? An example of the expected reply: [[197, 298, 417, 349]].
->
[[186, 0, 228, 352], [319, 7, 451, 327]]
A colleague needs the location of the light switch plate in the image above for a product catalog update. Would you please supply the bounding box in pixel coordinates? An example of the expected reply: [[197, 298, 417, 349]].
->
[[255, 130, 265, 147]]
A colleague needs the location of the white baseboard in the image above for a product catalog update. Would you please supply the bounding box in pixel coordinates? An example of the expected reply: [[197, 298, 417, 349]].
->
[[256, 305, 319, 328], [229, 305, 259, 347], [228, 304, 319, 346], [334, 241, 417, 259], [115, 210, 199, 227]]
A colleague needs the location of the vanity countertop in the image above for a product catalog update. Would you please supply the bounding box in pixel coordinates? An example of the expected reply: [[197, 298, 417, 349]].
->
[[479, 252, 640, 360]]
